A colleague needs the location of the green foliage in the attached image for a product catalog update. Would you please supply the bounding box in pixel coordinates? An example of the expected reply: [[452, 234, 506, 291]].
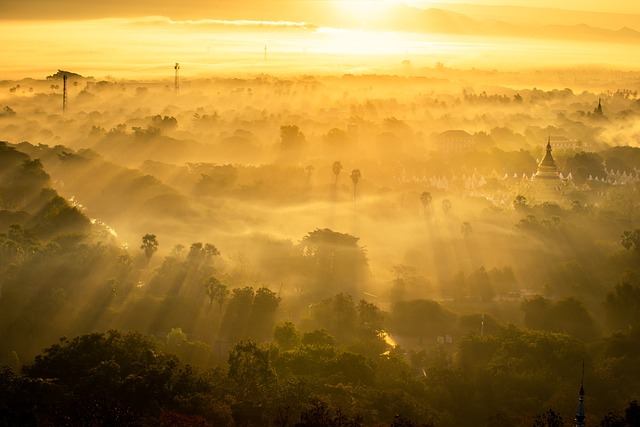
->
[[165, 327, 212, 366], [12, 330, 217, 424], [621, 229, 640, 257], [274, 321, 301, 351], [28, 195, 91, 238], [204, 276, 228, 312], [220, 286, 280, 343], [389, 299, 457, 344], [522, 296, 598, 341], [296, 397, 363, 427], [605, 276, 640, 330], [298, 229, 369, 297]]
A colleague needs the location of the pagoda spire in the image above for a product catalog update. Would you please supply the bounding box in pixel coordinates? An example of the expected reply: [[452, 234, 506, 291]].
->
[[575, 361, 585, 427]]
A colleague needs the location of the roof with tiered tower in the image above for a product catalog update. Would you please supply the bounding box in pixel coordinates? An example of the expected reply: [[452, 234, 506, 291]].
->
[[528, 137, 563, 203]]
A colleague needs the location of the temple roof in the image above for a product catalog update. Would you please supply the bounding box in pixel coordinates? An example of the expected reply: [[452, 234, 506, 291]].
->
[[539, 137, 557, 169]]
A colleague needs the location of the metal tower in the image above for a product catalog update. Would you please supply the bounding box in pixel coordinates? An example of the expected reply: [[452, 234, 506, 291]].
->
[[174, 62, 180, 93], [62, 75, 68, 113]]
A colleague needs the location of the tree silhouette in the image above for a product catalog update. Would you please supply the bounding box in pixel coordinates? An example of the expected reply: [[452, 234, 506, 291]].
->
[[460, 222, 473, 238], [441, 199, 452, 216], [332, 161, 343, 197], [533, 409, 564, 427], [204, 276, 228, 313], [621, 229, 640, 258], [140, 234, 158, 262], [305, 165, 315, 185], [350, 169, 361, 203], [513, 194, 528, 211], [280, 124, 306, 151], [420, 191, 432, 214]]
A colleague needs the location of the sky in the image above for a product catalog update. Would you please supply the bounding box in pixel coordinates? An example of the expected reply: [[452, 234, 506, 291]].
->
[[1, 0, 639, 79], [3, 0, 639, 20], [428, 0, 640, 14]]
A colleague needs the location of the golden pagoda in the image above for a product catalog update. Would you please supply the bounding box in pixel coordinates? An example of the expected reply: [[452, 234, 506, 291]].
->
[[529, 137, 564, 203]]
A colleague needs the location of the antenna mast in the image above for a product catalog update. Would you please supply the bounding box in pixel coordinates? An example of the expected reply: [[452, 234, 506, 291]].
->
[[62, 75, 68, 113], [174, 62, 180, 93]]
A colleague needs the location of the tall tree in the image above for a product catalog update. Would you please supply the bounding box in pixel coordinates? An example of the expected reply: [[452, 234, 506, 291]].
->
[[204, 276, 228, 313], [332, 161, 343, 197], [351, 169, 361, 203], [298, 229, 369, 297], [441, 199, 452, 216], [140, 234, 158, 262], [460, 222, 473, 238], [420, 191, 432, 215]]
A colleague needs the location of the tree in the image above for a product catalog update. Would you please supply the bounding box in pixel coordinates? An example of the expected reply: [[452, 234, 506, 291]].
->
[[296, 397, 362, 427], [625, 400, 640, 426], [280, 124, 306, 151], [220, 287, 255, 342], [18, 330, 204, 424], [140, 234, 158, 262], [248, 287, 281, 341], [324, 128, 350, 150], [204, 276, 228, 313], [297, 229, 369, 296], [533, 409, 564, 427], [460, 222, 473, 238], [420, 192, 432, 214], [274, 321, 300, 351], [311, 293, 358, 342], [332, 161, 343, 196], [204, 243, 220, 257], [305, 165, 315, 184], [605, 278, 640, 330], [513, 194, 528, 210], [388, 299, 456, 345], [441, 199, 452, 216], [227, 340, 277, 425], [350, 169, 361, 203], [621, 229, 640, 257]]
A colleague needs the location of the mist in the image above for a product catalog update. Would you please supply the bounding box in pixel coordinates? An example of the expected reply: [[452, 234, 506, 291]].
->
[[2, 2, 640, 424]]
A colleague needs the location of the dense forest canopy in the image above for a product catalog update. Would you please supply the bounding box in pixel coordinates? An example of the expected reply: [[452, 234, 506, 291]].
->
[[2, 67, 640, 426]]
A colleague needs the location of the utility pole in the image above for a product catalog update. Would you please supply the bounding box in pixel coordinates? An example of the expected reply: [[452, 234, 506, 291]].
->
[[62, 75, 68, 113], [174, 62, 180, 93]]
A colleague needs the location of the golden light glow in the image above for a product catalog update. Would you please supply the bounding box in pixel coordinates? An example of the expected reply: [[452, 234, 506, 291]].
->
[[334, 0, 404, 22]]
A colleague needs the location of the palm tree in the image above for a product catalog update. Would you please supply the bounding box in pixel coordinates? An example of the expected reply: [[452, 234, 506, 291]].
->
[[332, 161, 342, 197], [140, 234, 158, 263], [350, 169, 361, 203], [305, 165, 315, 185], [420, 191, 432, 215]]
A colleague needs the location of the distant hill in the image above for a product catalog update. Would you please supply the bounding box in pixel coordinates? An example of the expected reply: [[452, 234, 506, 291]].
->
[[377, 6, 640, 44]]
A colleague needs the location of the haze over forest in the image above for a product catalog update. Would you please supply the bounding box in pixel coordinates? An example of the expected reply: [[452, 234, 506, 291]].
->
[[2, 1, 640, 426]]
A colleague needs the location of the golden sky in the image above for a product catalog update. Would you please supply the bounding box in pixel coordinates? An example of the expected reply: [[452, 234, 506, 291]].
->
[[3, 0, 639, 20], [1, 0, 639, 79]]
